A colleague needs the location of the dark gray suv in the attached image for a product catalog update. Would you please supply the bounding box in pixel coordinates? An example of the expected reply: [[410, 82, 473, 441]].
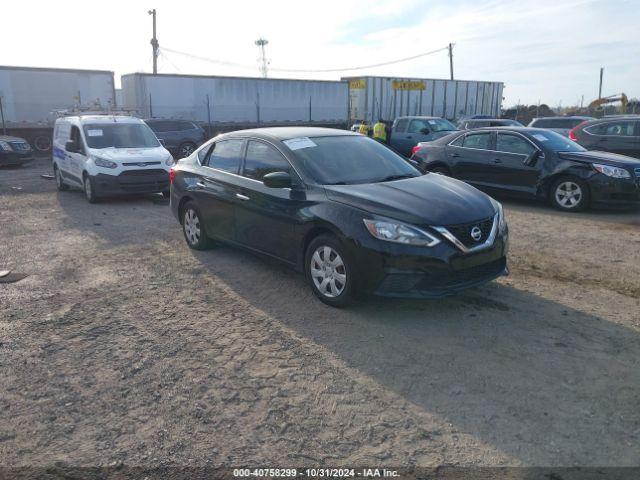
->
[[568, 116, 640, 159], [144, 119, 206, 158]]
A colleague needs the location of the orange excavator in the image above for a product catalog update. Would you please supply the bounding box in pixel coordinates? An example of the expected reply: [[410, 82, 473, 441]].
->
[[588, 93, 629, 114]]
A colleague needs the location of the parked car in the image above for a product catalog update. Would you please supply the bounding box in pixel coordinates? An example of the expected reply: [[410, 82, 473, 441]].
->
[[170, 127, 508, 307], [0, 135, 34, 167], [459, 118, 523, 130], [411, 127, 640, 211], [144, 119, 206, 158], [528, 116, 595, 137], [568, 116, 640, 159], [52, 115, 174, 203], [389, 116, 457, 157]]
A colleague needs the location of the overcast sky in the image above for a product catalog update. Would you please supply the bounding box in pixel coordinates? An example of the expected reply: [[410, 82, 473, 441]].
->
[[2, 0, 638, 107]]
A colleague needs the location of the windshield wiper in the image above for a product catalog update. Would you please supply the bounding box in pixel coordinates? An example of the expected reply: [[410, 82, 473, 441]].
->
[[377, 174, 417, 183]]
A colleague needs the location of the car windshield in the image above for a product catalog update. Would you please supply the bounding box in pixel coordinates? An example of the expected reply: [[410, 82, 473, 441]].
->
[[288, 135, 420, 185], [83, 123, 160, 149], [529, 130, 586, 152], [425, 118, 457, 132]]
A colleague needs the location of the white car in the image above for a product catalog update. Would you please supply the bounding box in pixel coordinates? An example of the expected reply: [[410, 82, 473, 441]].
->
[[52, 115, 174, 203]]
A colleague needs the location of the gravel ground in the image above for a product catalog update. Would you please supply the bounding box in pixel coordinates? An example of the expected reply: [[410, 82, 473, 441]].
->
[[1, 158, 639, 468]]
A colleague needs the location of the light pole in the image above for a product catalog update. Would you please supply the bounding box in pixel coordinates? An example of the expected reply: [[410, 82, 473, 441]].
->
[[255, 38, 269, 78], [149, 9, 159, 75]]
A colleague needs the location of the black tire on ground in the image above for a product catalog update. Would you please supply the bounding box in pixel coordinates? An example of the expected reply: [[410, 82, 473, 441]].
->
[[550, 176, 589, 212], [83, 174, 99, 204], [178, 142, 197, 158], [53, 165, 69, 191], [305, 234, 354, 308], [181, 201, 214, 250], [429, 165, 451, 176]]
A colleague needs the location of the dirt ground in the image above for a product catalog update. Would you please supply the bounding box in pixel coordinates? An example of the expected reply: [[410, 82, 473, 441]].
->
[[1, 158, 639, 468]]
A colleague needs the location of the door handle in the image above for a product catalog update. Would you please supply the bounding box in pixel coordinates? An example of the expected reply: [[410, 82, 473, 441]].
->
[[451, 153, 460, 158], [492, 159, 502, 164], [196, 181, 206, 188], [236, 193, 250, 201]]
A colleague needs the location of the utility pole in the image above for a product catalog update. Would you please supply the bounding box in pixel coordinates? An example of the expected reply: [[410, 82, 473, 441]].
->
[[148, 9, 159, 75], [0, 94, 6, 135], [598, 67, 604, 99], [448, 43, 454, 80], [255, 38, 269, 78]]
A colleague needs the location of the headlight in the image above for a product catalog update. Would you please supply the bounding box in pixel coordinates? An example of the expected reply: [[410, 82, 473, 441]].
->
[[93, 156, 117, 169], [0, 141, 13, 151], [363, 219, 440, 247], [165, 154, 175, 166], [593, 163, 630, 179], [497, 202, 507, 233]]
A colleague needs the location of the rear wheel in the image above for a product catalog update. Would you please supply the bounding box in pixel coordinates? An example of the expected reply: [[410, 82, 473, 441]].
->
[[54, 165, 69, 191], [305, 235, 354, 308], [182, 202, 214, 250], [550, 176, 589, 211], [178, 142, 197, 158], [83, 174, 99, 203]]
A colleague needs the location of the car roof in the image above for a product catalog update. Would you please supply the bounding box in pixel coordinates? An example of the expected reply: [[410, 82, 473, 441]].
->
[[395, 116, 442, 120], [461, 126, 550, 134], [588, 116, 640, 122], [221, 126, 358, 141], [531, 116, 593, 120]]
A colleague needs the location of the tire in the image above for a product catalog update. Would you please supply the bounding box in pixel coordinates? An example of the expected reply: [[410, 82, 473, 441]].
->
[[178, 142, 197, 158], [305, 234, 354, 308], [83, 174, 99, 204], [429, 165, 451, 176], [181, 202, 214, 250], [53, 165, 69, 191], [550, 176, 589, 212]]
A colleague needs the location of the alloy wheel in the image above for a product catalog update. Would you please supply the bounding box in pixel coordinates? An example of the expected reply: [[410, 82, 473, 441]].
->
[[184, 208, 201, 245], [310, 246, 347, 298], [555, 181, 582, 208], [180, 144, 195, 157]]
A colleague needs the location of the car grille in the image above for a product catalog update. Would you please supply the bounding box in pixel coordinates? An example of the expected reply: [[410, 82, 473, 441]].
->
[[118, 169, 168, 191], [9, 141, 30, 151], [122, 161, 161, 166], [415, 258, 506, 291], [442, 216, 494, 249]]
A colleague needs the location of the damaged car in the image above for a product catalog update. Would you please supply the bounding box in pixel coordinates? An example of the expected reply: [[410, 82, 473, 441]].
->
[[411, 127, 640, 211]]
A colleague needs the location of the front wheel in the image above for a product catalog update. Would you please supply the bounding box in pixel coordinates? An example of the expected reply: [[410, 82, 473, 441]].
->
[[305, 235, 354, 308], [550, 176, 589, 211], [83, 174, 99, 203], [54, 165, 69, 191]]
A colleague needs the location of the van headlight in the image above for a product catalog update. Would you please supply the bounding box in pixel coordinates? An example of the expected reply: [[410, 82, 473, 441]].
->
[[165, 154, 175, 166], [93, 156, 117, 169], [593, 163, 631, 179], [363, 219, 440, 247]]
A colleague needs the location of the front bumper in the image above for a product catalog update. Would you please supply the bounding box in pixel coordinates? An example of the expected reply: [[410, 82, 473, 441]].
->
[[589, 174, 640, 208], [0, 152, 34, 166], [351, 231, 509, 298], [92, 169, 169, 196]]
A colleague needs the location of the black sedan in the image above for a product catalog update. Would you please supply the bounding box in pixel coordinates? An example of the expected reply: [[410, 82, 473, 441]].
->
[[411, 127, 640, 211], [170, 127, 508, 307], [0, 135, 34, 167]]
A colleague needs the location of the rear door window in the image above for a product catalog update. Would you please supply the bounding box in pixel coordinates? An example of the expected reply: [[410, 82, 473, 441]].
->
[[587, 121, 636, 136], [242, 140, 290, 181], [496, 133, 536, 155], [205, 139, 245, 174], [462, 132, 491, 150]]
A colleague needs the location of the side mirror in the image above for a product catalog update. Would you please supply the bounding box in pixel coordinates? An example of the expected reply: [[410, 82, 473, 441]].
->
[[65, 140, 79, 153], [420, 127, 431, 135], [158, 138, 166, 147], [524, 150, 543, 166], [263, 171, 292, 189]]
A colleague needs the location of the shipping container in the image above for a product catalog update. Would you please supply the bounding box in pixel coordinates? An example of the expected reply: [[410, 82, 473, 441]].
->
[[0, 65, 116, 151], [121, 73, 349, 132], [343, 76, 504, 124]]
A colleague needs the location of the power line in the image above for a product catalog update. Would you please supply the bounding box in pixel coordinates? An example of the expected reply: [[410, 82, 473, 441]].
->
[[161, 45, 451, 74]]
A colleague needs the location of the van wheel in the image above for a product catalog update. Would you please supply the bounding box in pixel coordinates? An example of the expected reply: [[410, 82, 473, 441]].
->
[[550, 176, 589, 211], [182, 202, 214, 250], [305, 234, 354, 308], [54, 165, 69, 191], [83, 174, 99, 203]]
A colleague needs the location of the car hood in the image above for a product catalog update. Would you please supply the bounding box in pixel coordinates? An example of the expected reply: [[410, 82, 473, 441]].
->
[[558, 150, 640, 167], [324, 174, 497, 226], [88, 146, 170, 163]]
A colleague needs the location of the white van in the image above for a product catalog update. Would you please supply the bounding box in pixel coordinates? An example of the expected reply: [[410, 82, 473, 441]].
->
[[52, 115, 174, 203]]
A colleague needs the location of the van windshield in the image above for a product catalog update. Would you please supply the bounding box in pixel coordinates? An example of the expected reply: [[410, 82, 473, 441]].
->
[[83, 123, 160, 149]]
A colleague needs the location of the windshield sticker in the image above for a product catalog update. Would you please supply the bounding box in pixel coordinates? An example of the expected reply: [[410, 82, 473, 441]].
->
[[87, 129, 103, 137], [428, 120, 437, 125], [283, 137, 317, 151], [532, 134, 548, 141]]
